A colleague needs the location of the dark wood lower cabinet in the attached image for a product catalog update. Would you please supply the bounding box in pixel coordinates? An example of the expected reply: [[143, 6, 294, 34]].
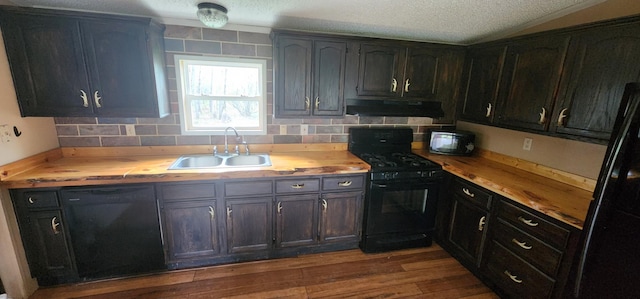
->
[[320, 191, 362, 243], [225, 197, 273, 253], [276, 194, 318, 248], [163, 200, 219, 262], [437, 176, 580, 299]]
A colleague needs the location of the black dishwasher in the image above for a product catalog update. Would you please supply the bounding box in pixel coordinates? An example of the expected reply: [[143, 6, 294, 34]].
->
[[61, 184, 165, 280]]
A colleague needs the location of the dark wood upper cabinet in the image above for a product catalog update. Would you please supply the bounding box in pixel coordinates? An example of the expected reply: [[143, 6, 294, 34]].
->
[[0, 7, 169, 118], [551, 23, 640, 141], [494, 35, 570, 131], [356, 43, 406, 97], [459, 45, 507, 124], [273, 33, 346, 117]]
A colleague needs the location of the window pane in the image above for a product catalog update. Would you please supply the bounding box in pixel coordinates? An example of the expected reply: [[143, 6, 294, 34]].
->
[[190, 99, 260, 128], [186, 65, 260, 97]]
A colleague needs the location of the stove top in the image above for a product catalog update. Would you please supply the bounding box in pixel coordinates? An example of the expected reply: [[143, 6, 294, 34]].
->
[[356, 152, 440, 171]]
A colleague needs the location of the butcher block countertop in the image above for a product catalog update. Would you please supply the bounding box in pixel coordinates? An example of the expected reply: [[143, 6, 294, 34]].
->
[[416, 149, 594, 230], [1, 144, 593, 229], [0, 145, 369, 189]]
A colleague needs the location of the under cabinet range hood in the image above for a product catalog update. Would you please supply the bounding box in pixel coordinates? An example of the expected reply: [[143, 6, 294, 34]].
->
[[345, 99, 445, 117]]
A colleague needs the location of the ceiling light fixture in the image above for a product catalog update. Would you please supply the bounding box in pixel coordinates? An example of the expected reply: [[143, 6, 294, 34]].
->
[[197, 2, 228, 28]]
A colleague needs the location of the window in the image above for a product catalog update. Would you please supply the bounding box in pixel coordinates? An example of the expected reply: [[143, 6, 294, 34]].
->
[[174, 55, 267, 135]]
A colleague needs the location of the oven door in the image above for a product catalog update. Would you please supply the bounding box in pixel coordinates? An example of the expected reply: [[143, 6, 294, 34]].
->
[[365, 178, 439, 236]]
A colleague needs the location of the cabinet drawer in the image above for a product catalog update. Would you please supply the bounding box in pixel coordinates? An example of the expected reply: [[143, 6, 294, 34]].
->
[[497, 200, 570, 248], [225, 180, 273, 197], [161, 182, 215, 200], [493, 219, 563, 277], [452, 179, 492, 209], [485, 241, 555, 299], [276, 178, 320, 194], [22, 191, 59, 208], [322, 175, 364, 191]]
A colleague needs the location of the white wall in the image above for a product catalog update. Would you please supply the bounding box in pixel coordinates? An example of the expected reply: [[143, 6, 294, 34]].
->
[[0, 28, 60, 298], [457, 121, 607, 179]]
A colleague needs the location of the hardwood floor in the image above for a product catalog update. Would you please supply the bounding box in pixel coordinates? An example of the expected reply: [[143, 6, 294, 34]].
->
[[30, 244, 498, 299]]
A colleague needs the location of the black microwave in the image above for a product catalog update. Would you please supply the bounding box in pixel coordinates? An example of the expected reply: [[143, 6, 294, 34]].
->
[[428, 130, 475, 156]]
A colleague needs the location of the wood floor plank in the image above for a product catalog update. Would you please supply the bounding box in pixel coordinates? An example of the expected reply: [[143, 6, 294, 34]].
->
[[28, 245, 497, 299], [30, 271, 196, 299]]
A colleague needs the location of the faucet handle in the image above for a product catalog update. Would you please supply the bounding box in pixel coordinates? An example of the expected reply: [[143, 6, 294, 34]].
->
[[213, 145, 218, 155], [244, 142, 250, 155], [234, 145, 240, 154]]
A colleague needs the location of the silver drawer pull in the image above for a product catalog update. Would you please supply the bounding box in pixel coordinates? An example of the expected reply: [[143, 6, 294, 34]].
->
[[512, 238, 533, 250], [28, 197, 35, 204], [208, 206, 215, 220], [51, 217, 61, 235], [291, 183, 305, 189], [338, 181, 352, 187], [504, 270, 523, 283], [462, 188, 475, 197], [518, 216, 539, 227]]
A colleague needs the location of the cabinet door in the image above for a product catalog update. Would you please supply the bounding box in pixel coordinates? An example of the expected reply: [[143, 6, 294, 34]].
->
[[356, 43, 405, 97], [495, 36, 570, 131], [275, 194, 318, 248], [0, 14, 92, 116], [312, 40, 347, 116], [459, 45, 507, 124], [448, 194, 489, 267], [275, 37, 313, 117], [226, 197, 273, 253], [319, 191, 362, 243], [403, 47, 441, 98], [25, 210, 76, 284], [81, 20, 158, 117], [552, 24, 640, 141], [163, 200, 219, 262], [432, 48, 466, 124]]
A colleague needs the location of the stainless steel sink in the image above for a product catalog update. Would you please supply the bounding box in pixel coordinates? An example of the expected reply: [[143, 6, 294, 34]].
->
[[225, 154, 270, 166], [168, 154, 271, 170]]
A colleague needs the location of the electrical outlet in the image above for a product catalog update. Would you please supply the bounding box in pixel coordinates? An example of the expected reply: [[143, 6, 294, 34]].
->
[[125, 124, 136, 136], [523, 138, 533, 151], [0, 125, 12, 143], [280, 125, 287, 135], [300, 124, 308, 135]]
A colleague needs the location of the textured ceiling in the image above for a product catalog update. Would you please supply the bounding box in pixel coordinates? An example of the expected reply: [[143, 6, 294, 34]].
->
[[6, 0, 605, 44]]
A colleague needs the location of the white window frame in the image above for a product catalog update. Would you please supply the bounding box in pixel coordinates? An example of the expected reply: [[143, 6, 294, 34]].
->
[[174, 55, 268, 135]]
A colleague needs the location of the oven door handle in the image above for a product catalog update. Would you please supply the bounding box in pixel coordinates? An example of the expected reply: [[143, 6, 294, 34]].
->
[[371, 183, 388, 188]]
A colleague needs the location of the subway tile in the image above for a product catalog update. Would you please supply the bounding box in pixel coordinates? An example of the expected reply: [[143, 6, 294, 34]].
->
[[238, 32, 271, 45], [267, 125, 280, 134], [185, 40, 222, 54], [97, 117, 137, 124], [211, 136, 226, 145], [78, 125, 120, 136], [164, 25, 202, 39], [134, 125, 157, 135], [54, 117, 96, 124], [58, 137, 100, 147], [272, 118, 302, 125], [331, 135, 348, 143], [202, 29, 238, 42], [164, 38, 185, 52], [166, 66, 176, 80], [332, 115, 359, 124], [274, 135, 302, 144], [157, 125, 181, 135], [302, 135, 330, 143], [315, 125, 343, 134], [176, 135, 211, 145], [140, 136, 176, 146], [56, 125, 79, 136], [221, 43, 255, 56], [302, 118, 331, 125], [244, 135, 273, 144], [384, 117, 409, 124], [286, 125, 301, 135], [257, 45, 273, 58], [359, 116, 384, 124], [138, 115, 177, 125], [101, 136, 141, 146], [168, 78, 177, 90], [408, 117, 433, 125]]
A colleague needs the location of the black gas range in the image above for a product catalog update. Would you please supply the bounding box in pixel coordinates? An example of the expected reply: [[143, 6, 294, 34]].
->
[[348, 127, 443, 253]]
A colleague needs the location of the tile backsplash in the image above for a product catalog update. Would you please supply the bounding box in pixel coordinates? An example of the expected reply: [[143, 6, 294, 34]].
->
[[55, 25, 449, 147]]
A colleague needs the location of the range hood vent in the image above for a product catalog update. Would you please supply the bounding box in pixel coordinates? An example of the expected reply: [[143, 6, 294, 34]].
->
[[345, 99, 444, 118]]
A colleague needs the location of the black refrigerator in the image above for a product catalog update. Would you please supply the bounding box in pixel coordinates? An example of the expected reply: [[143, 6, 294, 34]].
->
[[572, 82, 640, 298]]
